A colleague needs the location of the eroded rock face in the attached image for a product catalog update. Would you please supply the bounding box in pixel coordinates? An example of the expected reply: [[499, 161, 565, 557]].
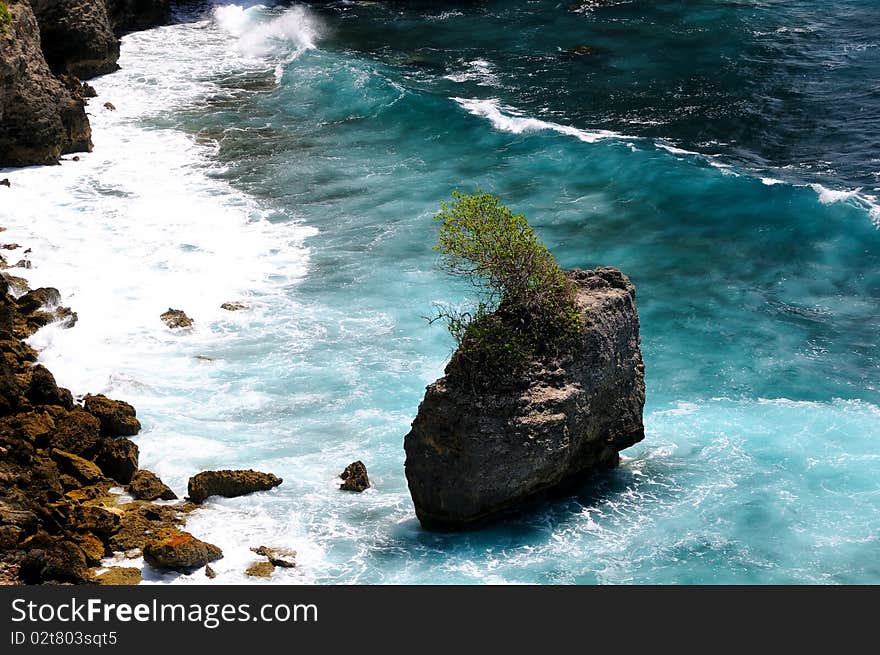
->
[[404, 267, 646, 529], [105, 0, 170, 35], [30, 0, 120, 78], [143, 529, 223, 571], [187, 469, 282, 504], [0, 0, 92, 166], [95, 437, 139, 483]]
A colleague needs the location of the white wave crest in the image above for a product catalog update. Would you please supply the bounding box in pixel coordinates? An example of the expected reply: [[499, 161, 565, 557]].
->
[[453, 97, 628, 143]]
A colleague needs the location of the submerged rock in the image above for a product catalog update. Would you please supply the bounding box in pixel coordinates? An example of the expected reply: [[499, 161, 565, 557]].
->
[[128, 469, 177, 501], [404, 267, 645, 529], [250, 545, 296, 568], [187, 469, 282, 504], [339, 461, 370, 492], [143, 530, 222, 571], [245, 561, 275, 578], [83, 393, 141, 436], [160, 308, 193, 330], [93, 566, 142, 585]]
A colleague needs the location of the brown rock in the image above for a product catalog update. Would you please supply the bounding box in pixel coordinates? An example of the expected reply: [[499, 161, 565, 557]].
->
[[160, 308, 193, 330], [93, 566, 142, 585], [205, 564, 216, 579], [187, 469, 282, 504], [51, 448, 104, 484], [75, 532, 106, 565], [109, 500, 185, 551], [71, 503, 121, 537], [103, 101, 116, 111], [83, 393, 141, 436], [143, 530, 222, 571], [128, 469, 177, 501], [50, 408, 101, 457], [221, 302, 247, 311], [0, 525, 23, 549], [94, 437, 138, 483], [27, 364, 74, 409], [339, 460, 370, 492], [245, 561, 274, 578], [16, 287, 60, 314], [19, 535, 89, 583], [250, 545, 296, 568]]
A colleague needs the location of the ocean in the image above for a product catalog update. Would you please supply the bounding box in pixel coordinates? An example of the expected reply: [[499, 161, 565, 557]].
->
[[1, 0, 878, 583]]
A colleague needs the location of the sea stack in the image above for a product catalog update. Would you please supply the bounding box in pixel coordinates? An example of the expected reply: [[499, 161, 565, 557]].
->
[[404, 267, 645, 529]]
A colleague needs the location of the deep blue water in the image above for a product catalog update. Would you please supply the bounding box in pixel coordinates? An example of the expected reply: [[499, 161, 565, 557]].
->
[[2, 0, 878, 583]]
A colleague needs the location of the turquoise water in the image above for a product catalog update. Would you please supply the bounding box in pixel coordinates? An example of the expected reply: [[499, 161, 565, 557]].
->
[[1, 1, 878, 583]]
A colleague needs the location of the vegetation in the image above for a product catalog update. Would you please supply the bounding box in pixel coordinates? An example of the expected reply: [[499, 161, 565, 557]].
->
[[0, 2, 11, 33], [431, 191, 583, 382]]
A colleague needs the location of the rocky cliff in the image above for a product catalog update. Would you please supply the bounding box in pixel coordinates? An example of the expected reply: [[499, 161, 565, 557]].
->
[[404, 267, 645, 529], [0, 0, 91, 166], [0, 0, 175, 167]]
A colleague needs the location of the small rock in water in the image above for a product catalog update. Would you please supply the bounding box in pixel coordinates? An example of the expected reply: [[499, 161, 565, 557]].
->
[[160, 308, 193, 329], [0, 179, 10, 187], [245, 561, 275, 578], [71, 156, 80, 161], [567, 44, 610, 56], [13, 260, 31, 269], [205, 565, 217, 579], [339, 461, 370, 492], [81, 82, 97, 98], [221, 302, 247, 311], [103, 102, 116, 111], [1, 243, 19, 250], [250, 545, 296, 568], [187, 469, 282, 504], [93, 567, 142, 586]]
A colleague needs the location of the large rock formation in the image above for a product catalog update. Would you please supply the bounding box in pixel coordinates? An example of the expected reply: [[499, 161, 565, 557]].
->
[[29, 0, 120, 78], [0, 0, 91, 166], [404, 267, 645, 529], [0, 0, 177, 167]]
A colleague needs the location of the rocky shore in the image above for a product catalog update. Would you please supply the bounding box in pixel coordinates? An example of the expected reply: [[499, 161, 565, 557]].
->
[[405, 267, 646, 529], [0, 0, 177, 167]]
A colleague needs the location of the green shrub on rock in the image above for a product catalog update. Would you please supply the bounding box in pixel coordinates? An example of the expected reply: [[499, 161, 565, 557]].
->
[[0, 2, 12, 32], [432, 191, 584, 383]]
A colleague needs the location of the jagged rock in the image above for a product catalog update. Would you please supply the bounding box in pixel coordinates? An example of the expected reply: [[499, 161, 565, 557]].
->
[[49, 408, 101, 457], [187, 469, 282, 504], [30, 0, 120, 79], [205, 564, 216, 579], [404, 267, 646, 528], [0, 525, 23, 549], [51, 449, 104, 484], [221, 302, 247, 311], [245, 561, 275, 578], [16, 287, 60, 313], [143, 530, 223, 571], [103, 101, 115, 111], [83, 393, 141, 436], [128, 469, 177, 501], [27, 364, 74, 409], [250, 545, 296, 568], [71, 503, 121, 537], [0, 179, 10, 187], [93, 566, 141, 585], [339, 461, 370, 492], [160, 308, 193, 329], [109, 501, 183, 551], [0, 0, 92, 166], [94, 437, 138, 483], [74, 531, 105, 564], [19, 533, 89, 583]]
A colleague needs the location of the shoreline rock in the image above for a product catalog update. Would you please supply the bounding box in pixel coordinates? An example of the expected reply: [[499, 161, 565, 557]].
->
[[188, 469, 282, 504], [404, 267, 646, 529], [143, 529, 222, 571], [339, 460, 370, 492]]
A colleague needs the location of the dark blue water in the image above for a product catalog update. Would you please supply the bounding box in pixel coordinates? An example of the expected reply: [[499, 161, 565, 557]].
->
[[3, 0, 878, 583]]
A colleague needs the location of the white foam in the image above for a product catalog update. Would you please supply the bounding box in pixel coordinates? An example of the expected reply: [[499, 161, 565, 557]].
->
[[453, 97, 628, 143], [444, 59, 501, 87]]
